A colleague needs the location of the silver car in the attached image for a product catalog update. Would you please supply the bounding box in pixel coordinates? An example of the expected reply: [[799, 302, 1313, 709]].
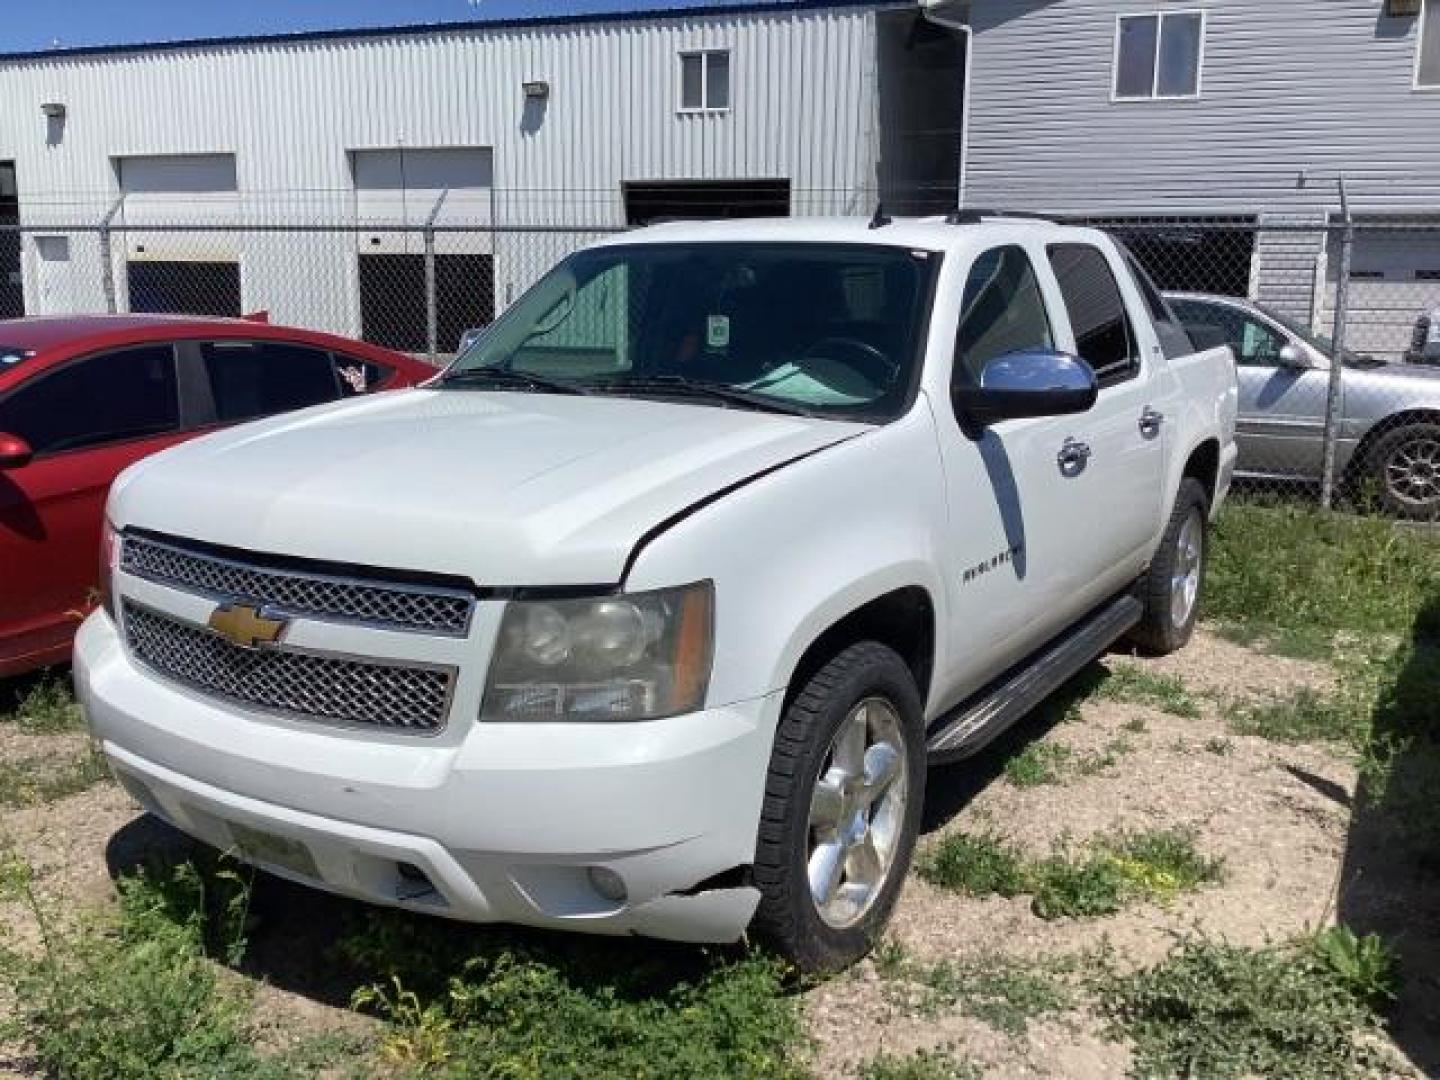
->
[[1168, 292, 1440, 519]]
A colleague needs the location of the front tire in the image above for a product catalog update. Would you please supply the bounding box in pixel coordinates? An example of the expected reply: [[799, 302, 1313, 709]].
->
[[750, 642, 925, 973], [1129, 478, 1208, 655]]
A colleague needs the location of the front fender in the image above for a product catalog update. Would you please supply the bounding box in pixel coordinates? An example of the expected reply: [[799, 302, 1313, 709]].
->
[[622, 410, 948, 710]]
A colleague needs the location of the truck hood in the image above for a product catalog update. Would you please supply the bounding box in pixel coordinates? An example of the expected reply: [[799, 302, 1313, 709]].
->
[[110, 389, 868, 585]]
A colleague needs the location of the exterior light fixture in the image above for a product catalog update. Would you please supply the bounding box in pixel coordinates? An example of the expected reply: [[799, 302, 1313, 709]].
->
[[522, 80, 550, 100], [1386, 0, 1421, 15], [40, 102, 66, 119]]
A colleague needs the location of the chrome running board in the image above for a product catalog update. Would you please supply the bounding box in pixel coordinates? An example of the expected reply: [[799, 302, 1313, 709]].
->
[[926, 593, 1143, 763]]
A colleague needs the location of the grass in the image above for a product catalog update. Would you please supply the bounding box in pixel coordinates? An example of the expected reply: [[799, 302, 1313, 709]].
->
[[1095, 665, 1202, 719], [854, 1048, 983, 1080], [1100, 932, 1397, 1078], [1207, 501, 1440, 645], [0, 748, 110, 807], [1, 675, 84, 734], [919, 828, 1224, 920], [872, 942, 1069, 1036]]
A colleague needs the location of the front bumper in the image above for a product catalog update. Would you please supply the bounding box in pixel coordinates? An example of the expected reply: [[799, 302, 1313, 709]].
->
[[75, 611, 776, 942]]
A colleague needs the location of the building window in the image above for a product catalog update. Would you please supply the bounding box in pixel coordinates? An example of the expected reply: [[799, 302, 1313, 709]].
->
[[1114, 12, 1204, 100], [1419, 0, 1440, 88], [679, 50, 731, 112]]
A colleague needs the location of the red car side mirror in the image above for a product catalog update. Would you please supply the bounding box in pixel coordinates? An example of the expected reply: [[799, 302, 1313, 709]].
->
[[0, 432, 34, 470]]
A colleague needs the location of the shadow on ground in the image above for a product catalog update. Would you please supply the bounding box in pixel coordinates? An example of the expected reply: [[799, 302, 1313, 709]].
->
[[921, 661, 1110, 833], [1338, 592, 1440, 1076]]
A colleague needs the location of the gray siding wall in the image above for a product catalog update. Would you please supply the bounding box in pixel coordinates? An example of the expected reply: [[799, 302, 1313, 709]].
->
[[965, 0, 1440, 217]]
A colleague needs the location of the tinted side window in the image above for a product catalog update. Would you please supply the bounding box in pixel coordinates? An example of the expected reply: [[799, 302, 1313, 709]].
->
[[1168, 300, 1284, 368], [200, 341, 340, 423], [0, 345, 179, 456], [955, 245, 1054, 385], [1047, 244, 1139, 387]]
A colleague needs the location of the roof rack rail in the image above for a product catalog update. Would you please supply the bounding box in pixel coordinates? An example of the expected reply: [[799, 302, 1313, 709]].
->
[[943, 208, 1054, 225]]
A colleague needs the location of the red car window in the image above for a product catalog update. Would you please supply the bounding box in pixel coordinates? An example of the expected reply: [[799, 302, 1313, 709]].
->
[[0, 344, 180, 455], [199, 340, 341, 423]]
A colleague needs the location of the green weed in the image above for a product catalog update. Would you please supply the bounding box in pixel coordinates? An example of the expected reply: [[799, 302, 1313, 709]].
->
[[4, 676, 84, 734], [1003, 742, 1072, 787], [0, 857, 289, 1080], [915, 832, 1029, 897], [855, 1048, 983, 1080], [0, 748, 110, 807], [1101, 935, 1395, 1078], [872, 943, 1068, 1035], [1097, 666, 1201, 718]]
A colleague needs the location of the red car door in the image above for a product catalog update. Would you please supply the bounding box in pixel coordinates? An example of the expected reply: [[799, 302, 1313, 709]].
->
[[0, 343, 185, 675]]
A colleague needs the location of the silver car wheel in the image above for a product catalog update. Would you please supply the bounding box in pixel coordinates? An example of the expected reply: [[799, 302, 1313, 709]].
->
[[1170, 508, 1203, 630], [1384, 435, 1440, 511], [807, 697, 908, 930]]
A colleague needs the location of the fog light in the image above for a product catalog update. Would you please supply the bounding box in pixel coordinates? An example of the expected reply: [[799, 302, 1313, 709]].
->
[[587, 865, 628, 903]]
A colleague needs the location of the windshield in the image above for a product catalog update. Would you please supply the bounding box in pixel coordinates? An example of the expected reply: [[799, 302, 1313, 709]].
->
[[445, 242, 938, 420]]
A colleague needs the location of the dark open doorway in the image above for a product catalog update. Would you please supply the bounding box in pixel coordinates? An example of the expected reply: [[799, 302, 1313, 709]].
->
[[876, 11, 964, 216], [623, 179, 791, 227], [358, 253, 495, 354], [0, 163, 21, 319]]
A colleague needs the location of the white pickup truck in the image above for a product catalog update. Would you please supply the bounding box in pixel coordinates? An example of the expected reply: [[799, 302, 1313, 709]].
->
[[75, 214, 1237, 972]]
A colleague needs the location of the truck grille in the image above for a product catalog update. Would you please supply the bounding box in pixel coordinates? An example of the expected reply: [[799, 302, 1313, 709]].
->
[[122, 601, 454, 734], [121, 533, 473, 636]]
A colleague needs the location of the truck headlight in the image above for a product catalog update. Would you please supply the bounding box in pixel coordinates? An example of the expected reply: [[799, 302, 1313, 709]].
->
[[99, 520, 120, 620], [481, 582, 713, 722]]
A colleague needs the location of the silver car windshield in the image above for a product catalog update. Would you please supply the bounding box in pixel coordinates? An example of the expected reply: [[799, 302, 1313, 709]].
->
[[442, 242, 939, 421]]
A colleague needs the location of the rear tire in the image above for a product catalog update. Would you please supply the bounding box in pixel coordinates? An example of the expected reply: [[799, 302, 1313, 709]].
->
[[750, 642, 925, 974], [1128, 478, 1208, 655]]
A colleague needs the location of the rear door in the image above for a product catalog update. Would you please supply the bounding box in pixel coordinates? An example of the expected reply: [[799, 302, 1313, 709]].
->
[[1042, 241, 1168, 593], [192, 339, 343, 424], [0, 344, 185, 667]]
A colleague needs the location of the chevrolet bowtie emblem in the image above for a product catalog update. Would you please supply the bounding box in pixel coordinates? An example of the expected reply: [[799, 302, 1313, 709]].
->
[[207, 603, 287, 650]]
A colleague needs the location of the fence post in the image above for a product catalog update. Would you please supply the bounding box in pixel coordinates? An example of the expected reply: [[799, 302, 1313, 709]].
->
[[98, 194, 125, 314], [1319, 176, 1353, 511], [423, 189, 449, 364]]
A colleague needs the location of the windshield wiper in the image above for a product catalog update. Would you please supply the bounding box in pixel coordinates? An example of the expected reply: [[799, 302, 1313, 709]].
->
[[583, 375, 814, 416], [436, 367, 589, 396]]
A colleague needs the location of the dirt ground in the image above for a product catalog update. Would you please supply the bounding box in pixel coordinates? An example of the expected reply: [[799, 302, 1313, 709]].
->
[[2, 626, 1436, 1078]]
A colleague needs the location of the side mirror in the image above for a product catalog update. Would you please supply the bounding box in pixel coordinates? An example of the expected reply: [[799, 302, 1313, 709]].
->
[[952, 349, 1098, 430], [0, 432, 33, 470], [1277, 343, 1311, 369]]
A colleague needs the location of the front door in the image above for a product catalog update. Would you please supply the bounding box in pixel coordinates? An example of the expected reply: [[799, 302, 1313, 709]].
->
[[933, 243, 1098, 711], [0, 344, 186, 671]]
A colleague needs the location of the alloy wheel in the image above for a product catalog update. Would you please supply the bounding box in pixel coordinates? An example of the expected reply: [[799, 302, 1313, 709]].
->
[[806, 697, 909, 929]]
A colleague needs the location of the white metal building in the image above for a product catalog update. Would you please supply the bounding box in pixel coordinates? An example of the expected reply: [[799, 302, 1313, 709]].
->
[[0, 0, 967, 347]]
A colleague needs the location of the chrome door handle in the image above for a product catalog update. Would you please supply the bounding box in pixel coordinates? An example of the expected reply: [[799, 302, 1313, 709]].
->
[[1057, 437, 1092, 477], [1139, 407, 1165, 439]]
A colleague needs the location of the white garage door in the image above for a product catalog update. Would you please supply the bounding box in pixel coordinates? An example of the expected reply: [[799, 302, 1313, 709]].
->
[[116, 154, 237, 194], [351, 147, 493, 228], [1324, 230, 1440, 362]]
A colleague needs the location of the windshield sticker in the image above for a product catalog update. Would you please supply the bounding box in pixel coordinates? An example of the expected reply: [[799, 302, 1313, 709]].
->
[[706, 315, 730, 349]]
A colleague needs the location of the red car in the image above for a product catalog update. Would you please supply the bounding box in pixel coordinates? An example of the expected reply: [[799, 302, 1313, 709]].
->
[[0, 315, 434, 677]]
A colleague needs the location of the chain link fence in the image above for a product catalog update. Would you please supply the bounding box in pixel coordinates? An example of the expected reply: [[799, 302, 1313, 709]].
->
[[3, 185, 1438, 521], [1082, 207, 1440, 523]]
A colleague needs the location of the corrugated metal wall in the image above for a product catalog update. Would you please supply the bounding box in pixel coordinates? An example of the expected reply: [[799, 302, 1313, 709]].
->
[[0, 4, 883, 224]]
